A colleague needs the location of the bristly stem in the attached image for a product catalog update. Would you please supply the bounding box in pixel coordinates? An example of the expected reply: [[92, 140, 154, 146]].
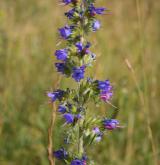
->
[[78, 120, 84, 157], [48, 0, 121, 164], [77, 81, 84, 157], [77, 0, 85, 157]]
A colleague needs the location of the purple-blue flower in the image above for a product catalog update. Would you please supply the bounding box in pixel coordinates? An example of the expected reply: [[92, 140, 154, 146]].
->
[[103, 119, 119, 130], [97, 80, 113, 102], [76, 42, 83, 52], [92, 20, 101, 32], [88, 4, 106, 16], [47, 90, 64, 102], [63, 113, 81, 124], [63, 113, 74, 124], [58, 105, 67, 113], [62, 0, 72, 5], [71, 159, 85, 165], [92, 127, 103, 142], [70, 156, 87, 165], [72, 66, 86, 82], [53, 148, 68, 160], [65, 8, 76, 19], [65, 8, 84, 19], [59, 25, 73, 39], [93, 127, 100, 134], [55, 49, 68, 61], [98, 80, 111, 90], [62, 0, 79, 5], [100, 90, 113, 102], [76, 42, 91, 55], [55, 62, 65, 74], [47, 92, 57, 102]]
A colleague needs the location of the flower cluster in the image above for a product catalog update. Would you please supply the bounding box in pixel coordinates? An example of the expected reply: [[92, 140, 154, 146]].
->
[[47, 0, 122, 164]]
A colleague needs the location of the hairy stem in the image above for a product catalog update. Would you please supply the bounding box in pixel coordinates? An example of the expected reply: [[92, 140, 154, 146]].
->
[[78, 131, 84, 156]]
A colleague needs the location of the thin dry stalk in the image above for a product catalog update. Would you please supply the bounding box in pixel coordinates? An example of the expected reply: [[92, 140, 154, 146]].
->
[[125, 58, 158, 165], [135, 0, 158, 164], [48, 103, 57, 165], [47, 76, 62, 165]]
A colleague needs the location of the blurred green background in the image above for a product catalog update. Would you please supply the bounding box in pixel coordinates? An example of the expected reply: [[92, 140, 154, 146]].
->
[[0, 0, 160, 164]]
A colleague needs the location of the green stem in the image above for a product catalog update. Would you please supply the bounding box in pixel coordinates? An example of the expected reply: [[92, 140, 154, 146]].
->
[[76, 83, 85, 156], [77, 0, 86, 158], [77, 82, 84, 157], [78, 121, 84, 156], [79, 132, 84, 156]]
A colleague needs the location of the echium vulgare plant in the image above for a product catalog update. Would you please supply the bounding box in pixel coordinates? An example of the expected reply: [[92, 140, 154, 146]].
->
[[47, 0, 122, 164]]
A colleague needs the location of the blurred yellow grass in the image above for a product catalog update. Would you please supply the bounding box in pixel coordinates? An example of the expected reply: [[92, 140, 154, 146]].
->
[[0, 0, 160, 164]]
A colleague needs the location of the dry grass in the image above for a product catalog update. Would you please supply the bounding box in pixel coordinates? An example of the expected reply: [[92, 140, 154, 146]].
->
[[0, 0, 160, 164]]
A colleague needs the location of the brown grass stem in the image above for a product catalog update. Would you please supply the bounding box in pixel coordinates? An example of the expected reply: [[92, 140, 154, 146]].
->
[[47, 76, 62, 165], [124, 58, 158, 165], [135, 0, 158, 164]]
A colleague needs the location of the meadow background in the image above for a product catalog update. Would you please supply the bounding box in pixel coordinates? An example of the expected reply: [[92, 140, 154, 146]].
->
[[0, 0, 160, 164]]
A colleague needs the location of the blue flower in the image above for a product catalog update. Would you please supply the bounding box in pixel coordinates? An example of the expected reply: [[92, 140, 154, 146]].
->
[[66, 8, 84, 20], [85, 42, 91, 49], [55, 49, 68, 61], [100, 90, 113, 102], [103, 119, 119, 130], [55, 62, 66, 74], [97, 80, 113, 102], [82, 156, 87, 165], [58, 105, 67, 114], [63, 113, 74, 124], [75, 42, 91, 55], [53, 148, 68, 160], [72, 66, 86, 82], [88, 4, 106, 16], [76, 42, 83, 52], [98, 80, 111, 90], [93, 127, 100, 134], [71, 159, 84, 165], [47, 92, 57, 102], [47, 90, 64, 102], [63, 113, 81, 124], [92, 127, 103, 142], [65, 8, 76, 19], [62, 0, 72, 5], [59, 25, 73, 39], [92, 20, 101, 32], [62, 0, 79, 5], [70, 156, 87, 165]]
